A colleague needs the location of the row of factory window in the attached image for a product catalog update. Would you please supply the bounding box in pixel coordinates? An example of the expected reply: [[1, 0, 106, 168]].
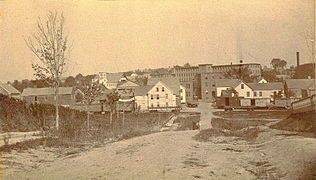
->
[[176, 73, 196, 77], [175, 68, 199, 72]]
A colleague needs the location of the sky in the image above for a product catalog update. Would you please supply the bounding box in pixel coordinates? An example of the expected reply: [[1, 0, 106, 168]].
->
[[0, 0, 315, 82]]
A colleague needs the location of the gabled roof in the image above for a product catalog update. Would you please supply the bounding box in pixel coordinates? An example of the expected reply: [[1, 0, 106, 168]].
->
[[215, 79, 242, 88], [285, 79, 315, 89], [22, 87, 74, 96], [247, 82, 283, 90], [117, 79, 139, 88], [0, 82, 21, 94], [106, 73, 124, 83], [147, 76, 180, 95], [134, 85, 154, 96]]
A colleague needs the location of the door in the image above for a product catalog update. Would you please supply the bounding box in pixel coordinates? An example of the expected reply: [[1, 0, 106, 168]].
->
[[251, 99, 255, 106], [225, 97, 230, 106]]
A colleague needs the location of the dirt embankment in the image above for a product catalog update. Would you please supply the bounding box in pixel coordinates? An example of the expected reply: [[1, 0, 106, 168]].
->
[[195, 110, 316, 180], [270, 111, 316, 133]]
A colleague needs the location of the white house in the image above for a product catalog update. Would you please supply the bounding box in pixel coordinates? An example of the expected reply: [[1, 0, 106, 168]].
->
[[247, 82, 284, 100], [215, 79, 252, 98], [234, 81, 253, 98], [134, 81, 179, 111], [95, 72, 125, 89], [215, 79, 284, 100]]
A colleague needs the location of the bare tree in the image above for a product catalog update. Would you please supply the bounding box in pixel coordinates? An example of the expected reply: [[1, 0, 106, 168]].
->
[[25, 11, 68, 130]]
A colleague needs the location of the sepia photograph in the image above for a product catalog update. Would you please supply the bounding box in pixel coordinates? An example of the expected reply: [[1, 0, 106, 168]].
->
[[0, 0, 315, 179]]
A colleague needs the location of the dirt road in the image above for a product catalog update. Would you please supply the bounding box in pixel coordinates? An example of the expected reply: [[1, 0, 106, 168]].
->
[[198, 102, 218, 130], [4, 129, 316, 180], [3, 131, 256, 180], [2, 104, 316, 180]]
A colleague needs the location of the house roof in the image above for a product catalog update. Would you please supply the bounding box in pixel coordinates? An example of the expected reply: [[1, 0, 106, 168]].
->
[[106, 73, 124, 83], [0, 82, 21, 94], [147, 76, 180, 95], [22, 87, 74, 96], [215, 79, 242, 88], [285, 79, 315, 90], [257, 78, 267, 83], [134, 85, 154, 96], [247, 82, 283, 90], [117, 79, 139, 88]]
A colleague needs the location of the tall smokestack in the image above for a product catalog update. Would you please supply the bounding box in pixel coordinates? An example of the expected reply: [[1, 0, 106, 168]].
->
[[296, 52, 300, 67]]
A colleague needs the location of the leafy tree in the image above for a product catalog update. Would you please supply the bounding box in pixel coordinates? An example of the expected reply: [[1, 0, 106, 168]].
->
[[270, 58, 287, 71], [25, 11, 68, 130], [82, 82, 103, 130], [261, 70, 281, 82], [224, 66, 258, 83], [64, 76, 76, 87], [30, 79, 50, 88], [105, 91, 120, 125], [183, 63, 191, 67]]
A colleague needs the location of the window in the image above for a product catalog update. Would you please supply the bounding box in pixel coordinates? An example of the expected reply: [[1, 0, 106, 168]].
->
[[151, 94, 153, 100], [247, 92, 250, 97], [156, 87, 159, 92], [162, 87, 165, 92], [151, 103, 153, 107], [212, 91, 216, 97], [180, 89, 183, 93], [254, 92, 257, 97], [166, 94, 168, 99], [157, 103, 160, 107], [166, 102, 169, 107], [259, 92, 262, 97], [34, 96, 38, 102], [241, 84, 244, 89], [157, 94, 159, 100]]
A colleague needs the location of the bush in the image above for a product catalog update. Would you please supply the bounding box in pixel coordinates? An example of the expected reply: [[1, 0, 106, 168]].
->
[[0, 94, 38, 132]]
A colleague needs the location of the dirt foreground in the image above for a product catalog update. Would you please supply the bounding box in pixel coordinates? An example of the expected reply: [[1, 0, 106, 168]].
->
[[1, 103, 315, 180], [1, 127, 316, 180]]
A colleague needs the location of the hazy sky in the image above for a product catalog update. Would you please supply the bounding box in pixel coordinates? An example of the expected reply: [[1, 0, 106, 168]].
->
[[0, 0, 315, 82]]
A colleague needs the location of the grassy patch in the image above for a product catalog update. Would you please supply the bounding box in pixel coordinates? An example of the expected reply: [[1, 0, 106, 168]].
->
[[194, 127, 260, 142], [212, 118, 271, 130], [174, 113, 200, 130]]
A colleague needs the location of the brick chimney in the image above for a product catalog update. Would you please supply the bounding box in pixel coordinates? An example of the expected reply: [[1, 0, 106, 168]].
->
[[296, 52, 300, 67]]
